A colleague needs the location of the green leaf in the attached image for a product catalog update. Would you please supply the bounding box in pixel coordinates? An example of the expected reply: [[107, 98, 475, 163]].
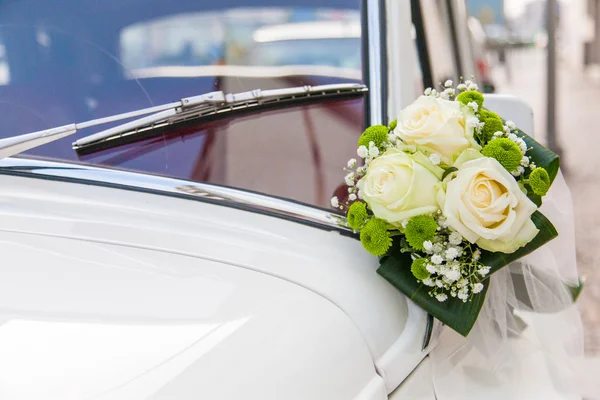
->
[[511, 127, 559, 206], [517, 128, 560, 184], [377, 247, 488, 336], [442, 167, 458, 180], [377, 211, 558, 337], [478, 211, 558, 274], [569, 279, 585, 302]]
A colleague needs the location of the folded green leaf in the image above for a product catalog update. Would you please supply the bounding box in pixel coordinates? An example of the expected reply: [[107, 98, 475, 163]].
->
[[518, 129, 560, 184], [478, 211, 558, 274], [513, 128, 559, 206], [377, 211, 558, 337], [378, 247, 488, 337]]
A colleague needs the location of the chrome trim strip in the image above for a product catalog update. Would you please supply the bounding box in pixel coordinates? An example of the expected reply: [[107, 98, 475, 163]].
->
[[0, 158, 353, 235], [366, 0, 383, 125]]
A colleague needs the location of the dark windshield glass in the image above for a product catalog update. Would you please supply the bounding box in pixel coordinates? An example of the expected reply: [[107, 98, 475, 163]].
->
[[0, 0, 362, 161]]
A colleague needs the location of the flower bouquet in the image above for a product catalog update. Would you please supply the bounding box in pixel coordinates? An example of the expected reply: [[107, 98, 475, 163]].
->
[[332, 81, 562, 336]]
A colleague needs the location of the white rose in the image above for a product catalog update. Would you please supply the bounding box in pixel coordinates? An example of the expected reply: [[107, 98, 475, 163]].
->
[[362, 148, 443, 224], [396, 96, 480, 164], [437, 156, 539, 253]]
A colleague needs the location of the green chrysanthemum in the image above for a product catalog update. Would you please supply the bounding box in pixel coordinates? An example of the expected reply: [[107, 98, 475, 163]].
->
[[388, 119, 398, 131], [360, 218, 392, 256], [457, 90, 484, 109], [347, 202, 369, 230], [479, 110, 504, 142], [529, 167, 550, 196], [405, 215, 437, 251], [411, 258, 431, 281], [358, 125, 389, 148], [482, 138, 523, 172]]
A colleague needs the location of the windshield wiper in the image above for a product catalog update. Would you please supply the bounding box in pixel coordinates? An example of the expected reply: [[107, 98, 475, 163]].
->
[[73, 83, 367, 154], [0, 83, 367, 160]]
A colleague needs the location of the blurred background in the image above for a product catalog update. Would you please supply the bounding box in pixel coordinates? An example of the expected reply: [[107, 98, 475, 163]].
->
[[467, 0, 600, 358]]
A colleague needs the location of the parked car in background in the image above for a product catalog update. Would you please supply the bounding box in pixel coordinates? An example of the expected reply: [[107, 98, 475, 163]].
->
[[0, 1, 503, 399]]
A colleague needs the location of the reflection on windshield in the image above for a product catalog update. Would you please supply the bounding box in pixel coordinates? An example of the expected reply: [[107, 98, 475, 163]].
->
[[120, 8, 360, 81], [0, 0, 363, 208]]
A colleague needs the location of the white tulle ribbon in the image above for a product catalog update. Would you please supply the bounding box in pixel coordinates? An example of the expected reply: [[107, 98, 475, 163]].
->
[[429, 171, 584, 400]]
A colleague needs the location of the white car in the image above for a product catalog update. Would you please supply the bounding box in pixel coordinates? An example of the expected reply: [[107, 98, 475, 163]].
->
[[0, 0, 578, 399]]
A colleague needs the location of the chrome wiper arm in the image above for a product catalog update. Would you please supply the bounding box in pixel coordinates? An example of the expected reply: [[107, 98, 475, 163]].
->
[[72, 83, 367, 153]]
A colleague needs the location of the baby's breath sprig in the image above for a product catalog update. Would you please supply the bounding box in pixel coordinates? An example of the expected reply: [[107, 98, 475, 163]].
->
[[402, 211, 489, 303]]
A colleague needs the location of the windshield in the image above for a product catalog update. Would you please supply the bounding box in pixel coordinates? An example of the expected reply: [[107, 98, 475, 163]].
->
[[0, 0, 365, 209]]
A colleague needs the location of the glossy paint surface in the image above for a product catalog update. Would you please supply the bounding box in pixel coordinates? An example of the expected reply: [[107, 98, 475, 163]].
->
[[0, 159, 431, 398]]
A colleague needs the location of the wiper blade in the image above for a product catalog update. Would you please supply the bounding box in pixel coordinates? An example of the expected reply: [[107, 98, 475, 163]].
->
[[72, 83, 367, 153]]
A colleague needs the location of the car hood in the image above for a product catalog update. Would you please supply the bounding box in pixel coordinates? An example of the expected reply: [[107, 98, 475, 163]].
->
[[0, 158, 429, 398], [0, 228, 384, 399]]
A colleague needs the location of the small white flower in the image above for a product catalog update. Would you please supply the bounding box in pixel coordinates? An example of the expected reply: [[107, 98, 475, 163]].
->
[[467, 82, 479, 91], [506, 120, 516, 129], [357, 146, 368, 158], [444, 79, 454, 87], [457, 83, 467, 91], [349, 193, 357, 201], [423, 278, 435, 287], [445, 247, 459, 260], [345, 172, 355, 186], [347, 158, 357, 168], [511, 166, 525, 177], [493, 131, 504, 138], [467, 116, 480, 129], [431, 254, 444, 265], [457, 291, 468, 301], [458, 278, 468, 288], [508, 133, 519, 142], [473, 249, 481, 261], [440, 92, 450, 100], [449, 232, 462, 245], [369, 145, 380, 158], [436, 293, 448, 302], [478, 266, 491, 276], [438, 218, 449, 229], [428, 153, 441, 166], [517, 139, 527, 153], [472, 283, 484, 293], [521, 156, 530, 167], [445, 269, 461, 282], [443, 88, 455, 97], [426, 264, 437, 274], [467, 101, 479, 112], [330, 197, 339, 208], [424, 88, 432, 95], [357, 188, 364, 199], [423, 240, 433, 251], [432, 243, 444, 254], [435, 280, 444, 288]]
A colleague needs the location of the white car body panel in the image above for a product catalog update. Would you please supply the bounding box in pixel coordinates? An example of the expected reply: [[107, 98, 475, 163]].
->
[[0, 159, 430, 398]]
